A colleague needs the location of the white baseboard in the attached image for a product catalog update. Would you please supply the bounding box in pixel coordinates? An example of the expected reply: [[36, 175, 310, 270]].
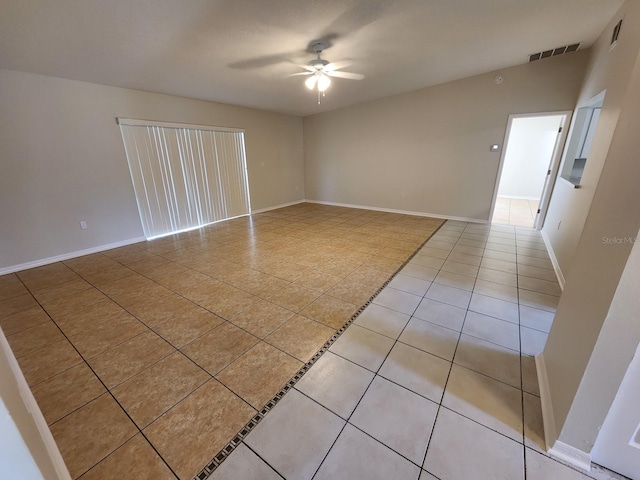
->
[[0, 236, 147, 275], [549, 441, 592, 472], [536, 354, 592, 472], [304, 199, 487, 224], [540, 230, 566, 290], [251, 199, 305, 214], [536, 353, 556, 452]]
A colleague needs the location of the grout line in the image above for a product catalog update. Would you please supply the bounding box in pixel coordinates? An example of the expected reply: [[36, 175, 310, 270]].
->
[[192, 220, 447, 479], [14, 276, 181, 480]]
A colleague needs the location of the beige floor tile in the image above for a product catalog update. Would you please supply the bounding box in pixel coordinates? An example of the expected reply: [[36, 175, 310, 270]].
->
[[354, 303, 410, 339], [462, 311, 520, 351], [216, 342, 302, 409], [301, 294, 358, 329], [32, 362, 106, 424], [474, 278, 519, 303], [522, 354, 541, 396], [518, 289, 559, 312], [181, 322, 259, 375], [410, 254, 446, 270], [17, 339, 83, 387], [69, 314, 148, 359], [268, 283, 322, 313], [329, 324, 395, 372], [351, 376, 438, 464], [413, 298, 467, 331], [424, 408, 524, 480], [17, 263, 80, 292], [79, 434, 176, 480], [348, 265, 397, 288], [295, 351, 374, 419], [314, 423, 420, 480], [229, 300, 294, 339], [236, 271, 290, 298], [154, 306, 225, 347], [40, 288, 108, 320], [399, 318, 459, 361], [265, 315, 334, 362], [0, 293, 40, 319], [54, 300, 134, 337], [209, 443, 280, 480], [50, 393, 138, 478], [443, 364, 523, 441], [245, 389, 345, 480], [32, 277, 92, 304], [295, 270, 342, 293], [469, 292, 519, 323], [144, 380, 255, 480], [199, 284, 260, 319], [112, 352, 209, 428], [387, 274, 431, 296], [379, 342, 451, 403], [521, 326, 548, 356], [524, 392, 546, 453], [6, 320, 64, 358], [454, 334, 521, 389], [124, 291, 196, 327], [326, 279, 376, 306], [519, 275, 561, 297], [0, 274, 29, 301], [424, 283, 471, 309], [87, 331, 175, 388], [83, 265, 139, 287], [373, 287, 422, 315], [0, 306, 50, 336]]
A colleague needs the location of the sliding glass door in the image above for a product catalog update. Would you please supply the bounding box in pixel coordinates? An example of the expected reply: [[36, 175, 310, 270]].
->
[[118, 119, 250, 239]]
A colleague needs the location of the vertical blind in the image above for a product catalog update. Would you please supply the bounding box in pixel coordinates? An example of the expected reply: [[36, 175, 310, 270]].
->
[[118, 119, 251, 239]]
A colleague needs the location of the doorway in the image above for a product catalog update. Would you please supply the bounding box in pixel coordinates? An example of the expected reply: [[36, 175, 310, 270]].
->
[[491, 112, 570, 229]]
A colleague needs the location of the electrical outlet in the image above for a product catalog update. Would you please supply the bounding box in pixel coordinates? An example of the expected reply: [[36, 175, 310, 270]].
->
[[80, 221, 88, 230]]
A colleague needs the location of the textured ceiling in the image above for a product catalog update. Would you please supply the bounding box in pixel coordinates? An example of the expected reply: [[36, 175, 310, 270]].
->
[[0, 0, 623, 116]]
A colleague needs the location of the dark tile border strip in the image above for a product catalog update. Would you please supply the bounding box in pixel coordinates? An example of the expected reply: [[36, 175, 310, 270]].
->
[[193, 220, 446, 480]]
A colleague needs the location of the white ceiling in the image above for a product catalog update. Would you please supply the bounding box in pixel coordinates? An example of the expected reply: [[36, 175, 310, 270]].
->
[[0, 0, 623, 116]]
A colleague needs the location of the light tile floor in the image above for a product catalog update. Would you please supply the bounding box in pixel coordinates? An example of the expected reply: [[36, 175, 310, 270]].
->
[[492, 196, 539, 228], [212, 221, 627, 480], [0, 204, 444, 479]]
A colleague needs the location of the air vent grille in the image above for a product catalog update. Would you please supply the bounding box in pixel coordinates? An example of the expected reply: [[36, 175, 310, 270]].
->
[[529, 43, 580, 63]]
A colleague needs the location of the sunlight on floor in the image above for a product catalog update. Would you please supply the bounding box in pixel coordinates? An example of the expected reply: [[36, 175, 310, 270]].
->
[[492, 197, 539, 228]]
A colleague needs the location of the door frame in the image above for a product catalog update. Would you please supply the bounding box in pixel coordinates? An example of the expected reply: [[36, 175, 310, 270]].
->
[[489, 111, 572, 229]]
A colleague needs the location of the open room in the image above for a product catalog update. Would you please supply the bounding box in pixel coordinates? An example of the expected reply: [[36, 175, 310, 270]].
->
[[1, 1, 640, 479]]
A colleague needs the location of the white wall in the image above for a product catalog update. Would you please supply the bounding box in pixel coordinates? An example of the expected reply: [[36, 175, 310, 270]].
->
[[0, 70, 304, 272], [303, 52, 588, 221], [497, 116, 563, 200], [590, 236, 640, 478], [540, 0, 640, 461]]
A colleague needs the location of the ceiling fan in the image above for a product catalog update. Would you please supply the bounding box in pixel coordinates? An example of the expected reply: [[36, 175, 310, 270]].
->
[[291, 41, 364, 103]]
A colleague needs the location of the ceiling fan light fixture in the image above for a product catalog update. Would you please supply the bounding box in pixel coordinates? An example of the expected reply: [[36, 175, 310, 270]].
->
[[305, 75, 318, 90], [317, 73, 331, 92]]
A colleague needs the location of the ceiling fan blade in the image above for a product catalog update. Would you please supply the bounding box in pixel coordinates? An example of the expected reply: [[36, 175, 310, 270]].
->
[[288, 71, 314, 77], [325, 60, 353, 71], [327, 71, 365, 80]]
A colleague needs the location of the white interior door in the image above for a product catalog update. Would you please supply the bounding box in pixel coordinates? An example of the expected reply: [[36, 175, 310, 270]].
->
[[592, 343, 640, 479], [534, 114, 570, 229]]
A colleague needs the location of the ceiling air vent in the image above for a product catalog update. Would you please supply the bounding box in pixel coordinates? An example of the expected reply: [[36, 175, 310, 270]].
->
[[529, 43, 580, 63]]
